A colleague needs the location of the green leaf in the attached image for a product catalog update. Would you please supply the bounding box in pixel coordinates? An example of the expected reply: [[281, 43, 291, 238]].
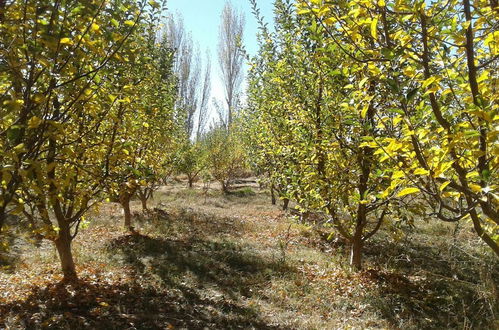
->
[[386, 79, 399, 92], [6, 126, 22, 143], [381, 48, 395, 59], [406, 88, 419, 102]]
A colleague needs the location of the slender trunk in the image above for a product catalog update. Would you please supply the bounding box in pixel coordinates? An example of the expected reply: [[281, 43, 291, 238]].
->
[[0, 0, 5, 23], [282, 198, 289, 211], [221, 180, 229, 193], [0, 208, 5, 233], [120, 193, 133, 231], [270, 184, 276, 205], [54, 220, 77, 281], [137, 189, 148, 212], [228, 96, 233, 129], [140, 196, 148, 211], [350, 230, 363, 270], [188, 177, 194, 188]]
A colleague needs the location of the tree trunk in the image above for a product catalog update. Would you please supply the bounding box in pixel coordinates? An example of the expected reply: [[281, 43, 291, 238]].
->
[[120, 193, 133, 231], [54, 221, 77, 282], [0, 208, 5, 233], [0, 0, 5, 22], [350, 228, 363, 270], [188, 177, 194, 188], [140, 196, 148, 211], [270, 184, 276, 205], [350, 236, 363, 270], [282, 198, 289, 211], [221, 180, 229, 193]]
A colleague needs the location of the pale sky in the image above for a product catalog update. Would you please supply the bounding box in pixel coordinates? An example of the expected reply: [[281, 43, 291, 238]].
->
[[165, 0, 276, 126]]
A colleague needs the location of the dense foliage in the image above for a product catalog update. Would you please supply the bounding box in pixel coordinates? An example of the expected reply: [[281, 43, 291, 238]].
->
[[0, 0, 176, 280], [248, 0, 498, 267], [0, 0, 496, 298]]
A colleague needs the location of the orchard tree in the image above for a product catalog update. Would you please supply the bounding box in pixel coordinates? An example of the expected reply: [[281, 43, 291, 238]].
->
[[0, 0, 167, 280], [204, 124, 248, 193], [249, 0, 419, 269], [0, 0, 148, 233], [110, 29, 177, 231], [172, 141, 206, 188], [298, 0, 499, 256]]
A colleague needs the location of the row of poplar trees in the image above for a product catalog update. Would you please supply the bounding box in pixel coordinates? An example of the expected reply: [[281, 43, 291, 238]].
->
[[247, 0, 498, 269]]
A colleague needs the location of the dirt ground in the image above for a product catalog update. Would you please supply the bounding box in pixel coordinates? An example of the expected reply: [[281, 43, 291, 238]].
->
[[1, 180, 498, 329]]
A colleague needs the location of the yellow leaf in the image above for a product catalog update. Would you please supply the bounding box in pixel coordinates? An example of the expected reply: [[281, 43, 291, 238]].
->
[[359, 77, 369, 88], [371, 17, 379, 39], [392, 170, 405, 179], [361, 105, 369, 119], [469, 184, 482, 193], [324, 17, 335, 25], [60, 37, 71, 45], [422, 76, 436, 88], [414, 168, 429, 176], [90, 23, 100, 32], [439, 181, 451, 191], [397, 187, 420, 197], [149, 0, 160, 9], [403, 67, 416, 77], [28, 116, 43, 129]]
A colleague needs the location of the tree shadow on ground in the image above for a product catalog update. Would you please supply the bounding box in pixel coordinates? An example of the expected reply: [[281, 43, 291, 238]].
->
[[307, 221, 498, 328], [0, 277, 277, 329], [104, 206, 294, 328], [134, 205, 247, 240], [104, 233, 292, 328], [0, 207, 290, 329], [360, 235, 499, 329]]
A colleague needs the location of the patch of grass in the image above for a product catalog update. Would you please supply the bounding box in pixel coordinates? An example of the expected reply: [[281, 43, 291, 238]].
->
[[228, 187, 257, 198]]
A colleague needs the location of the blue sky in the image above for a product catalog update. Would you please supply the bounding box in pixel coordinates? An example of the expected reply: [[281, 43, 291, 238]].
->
[[165, 0, 276, 124]]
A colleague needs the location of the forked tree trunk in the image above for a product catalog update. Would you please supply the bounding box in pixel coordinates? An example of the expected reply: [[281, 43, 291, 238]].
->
[[188, 176, 194, 188], [54, 220, 77, 281]]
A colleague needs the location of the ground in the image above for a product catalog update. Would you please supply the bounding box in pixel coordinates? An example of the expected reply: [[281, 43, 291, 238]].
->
[[0, 180, 498, 329]]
